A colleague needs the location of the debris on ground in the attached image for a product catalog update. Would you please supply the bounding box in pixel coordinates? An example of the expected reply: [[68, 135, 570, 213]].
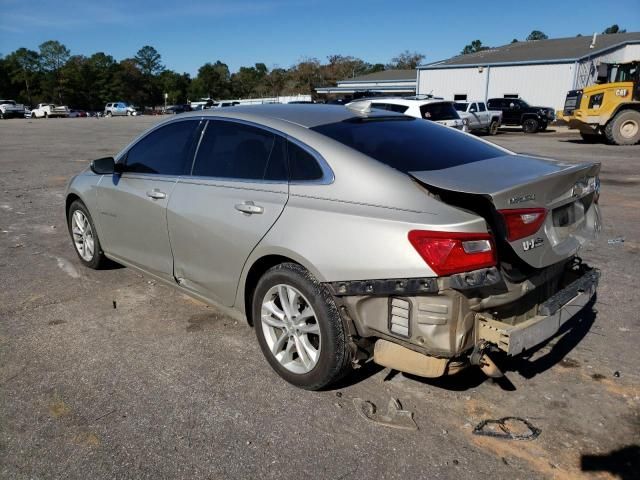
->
[[472, 417, 540, 441], [112, 300, 117, 309], [353, 398, 418, 431], [607, 236, 625, 245], [613, 371, 621, 378]]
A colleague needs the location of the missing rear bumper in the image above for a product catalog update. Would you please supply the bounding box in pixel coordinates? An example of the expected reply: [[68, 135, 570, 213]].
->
[[477, 269, 599, 355]]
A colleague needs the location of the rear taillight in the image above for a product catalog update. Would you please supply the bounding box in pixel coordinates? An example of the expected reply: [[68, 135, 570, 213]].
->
[[498, 208, 547, 241], [408, 230, 496, 276]]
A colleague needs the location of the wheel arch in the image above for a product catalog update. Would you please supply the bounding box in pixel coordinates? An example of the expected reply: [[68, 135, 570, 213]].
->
[[238, 250, 324, 326], [608, 102, 640, 123]]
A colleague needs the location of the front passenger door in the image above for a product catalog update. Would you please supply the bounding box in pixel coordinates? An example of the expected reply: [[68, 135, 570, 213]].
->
[[96, 119, 201, 279]]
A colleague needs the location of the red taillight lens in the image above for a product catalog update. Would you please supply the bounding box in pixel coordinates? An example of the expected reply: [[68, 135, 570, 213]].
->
[[498, 208, 547, 241], [408, 230, 496, 276]]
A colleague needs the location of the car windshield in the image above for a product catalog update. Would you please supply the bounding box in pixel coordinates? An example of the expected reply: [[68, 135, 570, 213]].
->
[[311, 117, 504, 172], [517, 99, 530, 107], [453, 103, 468, 112], [420, 103, 459, 121]]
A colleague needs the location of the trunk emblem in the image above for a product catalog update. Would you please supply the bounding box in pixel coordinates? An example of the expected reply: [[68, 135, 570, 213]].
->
[[509, 194, 535, 205], [522, 237, 544, 251]]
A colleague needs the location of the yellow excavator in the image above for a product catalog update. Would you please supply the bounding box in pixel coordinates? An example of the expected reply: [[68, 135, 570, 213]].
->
[[561, 61, 640, 145]]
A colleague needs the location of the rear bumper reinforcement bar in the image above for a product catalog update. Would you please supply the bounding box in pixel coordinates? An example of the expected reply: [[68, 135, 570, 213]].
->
[[477, 269, 599, 356]]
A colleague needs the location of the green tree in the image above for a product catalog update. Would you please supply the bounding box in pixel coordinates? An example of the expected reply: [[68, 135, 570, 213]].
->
[[159, 70, 191, 104], [134, 46, 164, 76], [461, 40, 490, 55], [602, 24, 626, 34], [526, 30, 548, 41], [190, 61, 231, 99], [5, 48, 40, 105], [387, 50, 425, 69], [38, 40, 71, 102]]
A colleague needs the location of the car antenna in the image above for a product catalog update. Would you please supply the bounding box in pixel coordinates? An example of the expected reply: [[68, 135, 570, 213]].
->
[[346, 100, 372, 115]]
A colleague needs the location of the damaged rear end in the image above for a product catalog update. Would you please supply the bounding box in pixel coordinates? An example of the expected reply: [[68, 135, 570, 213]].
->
[[403, 154, 601, 374]]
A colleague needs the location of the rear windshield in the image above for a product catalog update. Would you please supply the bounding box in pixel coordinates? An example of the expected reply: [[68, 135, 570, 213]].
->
[[453, 102, 468, 112], [420, 102, 459, 121], [311, 117, 504, 172]]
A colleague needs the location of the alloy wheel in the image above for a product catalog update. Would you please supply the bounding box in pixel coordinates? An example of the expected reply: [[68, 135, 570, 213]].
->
[[260, 284, 321, 374], [71, 210, 95, 261]]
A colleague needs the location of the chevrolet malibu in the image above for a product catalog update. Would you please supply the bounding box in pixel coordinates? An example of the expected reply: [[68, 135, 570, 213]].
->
[[65, 104, 601, 390]]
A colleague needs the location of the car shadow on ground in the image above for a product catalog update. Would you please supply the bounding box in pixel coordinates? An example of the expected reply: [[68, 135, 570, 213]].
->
[[581, 444, 640, 480]]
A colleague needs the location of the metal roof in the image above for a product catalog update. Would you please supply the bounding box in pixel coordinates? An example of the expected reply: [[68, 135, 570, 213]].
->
[[420, 32, 640, 69], [337, 69, 417, 84]]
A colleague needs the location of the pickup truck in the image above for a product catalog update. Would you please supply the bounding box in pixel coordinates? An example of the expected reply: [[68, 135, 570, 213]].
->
[[453, 101, 502, 135], [487, 97, 555, 133], [0, 99, 26, 119], [31, 103, 70, 118]]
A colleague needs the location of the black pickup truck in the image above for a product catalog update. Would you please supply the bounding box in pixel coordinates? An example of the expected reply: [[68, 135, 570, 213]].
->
[[487, 98, 555, 133]]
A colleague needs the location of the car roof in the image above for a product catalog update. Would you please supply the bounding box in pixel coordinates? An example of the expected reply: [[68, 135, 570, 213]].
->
[[180, 103, 403, 128]]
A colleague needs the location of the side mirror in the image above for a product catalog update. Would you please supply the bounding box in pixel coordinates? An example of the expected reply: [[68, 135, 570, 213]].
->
[[90, 156, 116, 175]]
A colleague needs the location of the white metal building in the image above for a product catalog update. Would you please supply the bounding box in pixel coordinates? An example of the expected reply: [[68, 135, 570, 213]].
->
[[316, 69, 416, 96], [417, 32, 640, 110]]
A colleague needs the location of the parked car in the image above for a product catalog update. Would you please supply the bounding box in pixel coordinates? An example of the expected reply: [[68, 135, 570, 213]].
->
[[68, 109, 88, 118], [0, 99, 26, 119], [486, 97, 555, 133], [348, 97, 466, 130], [104, 102, 137, 117], [66, 104, 600, 390], [31, 103, 70, 118], [164, 104, 192, 114], [454, 101, 502, 135], [24, 107, 32, 118]]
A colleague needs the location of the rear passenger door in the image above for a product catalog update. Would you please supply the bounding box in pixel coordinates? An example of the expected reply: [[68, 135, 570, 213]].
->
[[167, 119, 289, 306]]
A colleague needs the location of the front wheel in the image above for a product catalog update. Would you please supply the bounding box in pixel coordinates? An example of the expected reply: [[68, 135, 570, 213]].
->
[[522, 118, 539, 133], [604, 110, 640, 145], [253, 263, 352, 390], [67, 200, 108, 269]]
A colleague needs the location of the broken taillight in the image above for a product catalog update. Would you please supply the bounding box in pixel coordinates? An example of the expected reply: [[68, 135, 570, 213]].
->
[[498, 208, 547, 241], [408, 230, 496, 276]]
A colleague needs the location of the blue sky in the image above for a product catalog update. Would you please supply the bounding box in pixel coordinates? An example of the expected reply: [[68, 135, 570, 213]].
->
[[1, 0, 639, 75]]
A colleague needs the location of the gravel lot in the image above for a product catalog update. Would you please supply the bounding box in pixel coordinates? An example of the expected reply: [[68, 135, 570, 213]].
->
[[1, 117, 638, 480]]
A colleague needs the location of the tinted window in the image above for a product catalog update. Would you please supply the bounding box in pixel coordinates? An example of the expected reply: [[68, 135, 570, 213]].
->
[[419, 102, 459, 121], [488, 99, 505, 108], [125, 120, 198, 175], [453, 103, 468, 112], [312, 117, 503, 172], [478, 102, 487, 112], [371, 103, 409, 114], [192, 120, 287, 181], [288, 141, 323, 181]]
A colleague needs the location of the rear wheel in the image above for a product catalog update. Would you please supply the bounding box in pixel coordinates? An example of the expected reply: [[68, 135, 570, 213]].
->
[[67, 200, 108, 269], [488, 120, 499, 135], [106, 111, 112, 117], [604, 110, 640, 145], [253, 262, 352, 390], [522, 118, 539, 133]]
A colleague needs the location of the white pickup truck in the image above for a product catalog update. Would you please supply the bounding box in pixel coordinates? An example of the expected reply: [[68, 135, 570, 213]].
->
[[0, 99, 26, 119], [454, 100, 502, 135], [31, 103, 70, 118]]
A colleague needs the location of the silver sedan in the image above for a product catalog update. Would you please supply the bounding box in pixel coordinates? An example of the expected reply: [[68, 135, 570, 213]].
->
[[66, 104, 601, 389]]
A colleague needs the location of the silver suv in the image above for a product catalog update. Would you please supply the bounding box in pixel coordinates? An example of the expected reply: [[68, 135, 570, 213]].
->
[[104, 102, 136, 117]]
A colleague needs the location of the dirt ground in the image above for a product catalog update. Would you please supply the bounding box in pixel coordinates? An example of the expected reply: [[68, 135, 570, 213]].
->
[[1, 116, 638, 480]]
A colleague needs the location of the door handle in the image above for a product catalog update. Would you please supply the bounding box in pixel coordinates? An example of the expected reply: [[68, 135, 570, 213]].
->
[[235, 201, 264, 215], [146, 189, 166, 200]]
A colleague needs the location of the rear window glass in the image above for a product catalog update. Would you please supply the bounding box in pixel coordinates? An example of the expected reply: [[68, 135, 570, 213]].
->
[[420, 103, 459, 121], [288, 141, 323, 181], [371, 103, 409, 114], [453, 103, 468, 112], [311, 117, 503, 172]]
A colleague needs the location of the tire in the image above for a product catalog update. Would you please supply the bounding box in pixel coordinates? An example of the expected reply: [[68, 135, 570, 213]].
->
[[580, 132, 602, 143], [539, 122, 548, 131], [67, 200, 108, 269], [488, 120, 499, 135], [44, 112, 48, 119], [604, 110, 640, 145], [253, 262, 352, 390], [522, 118, 539, 133], [106, 111, 112, 117]]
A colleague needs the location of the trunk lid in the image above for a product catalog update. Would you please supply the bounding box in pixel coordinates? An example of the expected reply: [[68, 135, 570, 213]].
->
[[410, 154, 601, 269]]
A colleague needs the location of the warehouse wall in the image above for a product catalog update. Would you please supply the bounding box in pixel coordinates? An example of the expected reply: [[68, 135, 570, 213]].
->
[[418, 63, 575, 110]]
